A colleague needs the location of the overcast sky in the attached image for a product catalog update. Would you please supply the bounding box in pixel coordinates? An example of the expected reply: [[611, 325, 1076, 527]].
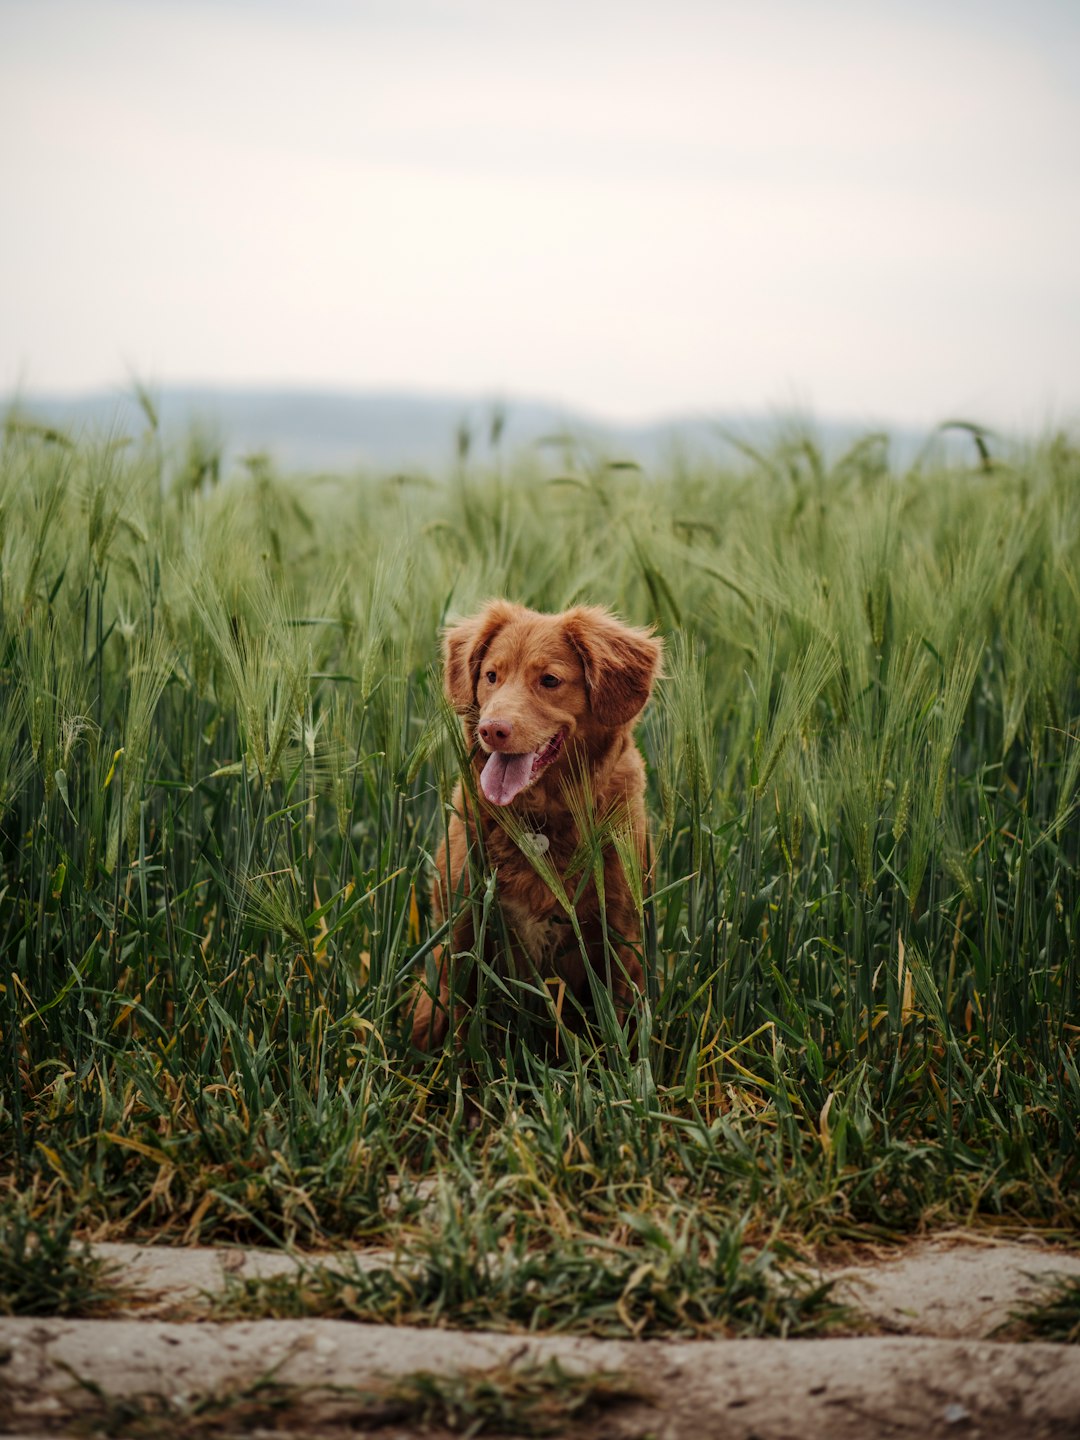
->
[[2, 0, 1078, 428]]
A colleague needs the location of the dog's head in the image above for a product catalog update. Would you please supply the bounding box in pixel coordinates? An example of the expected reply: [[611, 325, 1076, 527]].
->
[[443, 600, 662, 806]]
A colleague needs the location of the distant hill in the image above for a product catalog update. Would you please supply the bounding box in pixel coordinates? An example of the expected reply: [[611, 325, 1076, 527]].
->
[[1, 385, 957, 476]]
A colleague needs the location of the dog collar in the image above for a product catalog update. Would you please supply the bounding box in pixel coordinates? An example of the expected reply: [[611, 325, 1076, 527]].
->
[[520, 829, 550, 856]]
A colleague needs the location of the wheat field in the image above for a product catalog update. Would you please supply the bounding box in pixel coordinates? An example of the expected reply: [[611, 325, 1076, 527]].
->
[[1, 408, 1077, 1334]]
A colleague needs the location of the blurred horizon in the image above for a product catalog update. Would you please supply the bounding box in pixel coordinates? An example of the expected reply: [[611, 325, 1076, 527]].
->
[[2, 0, 1079, 433], [3, 380, 1005, 475]]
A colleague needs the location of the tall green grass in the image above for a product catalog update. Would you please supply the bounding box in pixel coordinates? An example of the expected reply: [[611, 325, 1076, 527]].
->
[[0, 413, 1077, 1292]]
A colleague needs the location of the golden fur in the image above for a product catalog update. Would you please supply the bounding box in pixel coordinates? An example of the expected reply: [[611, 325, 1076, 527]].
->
[[410, 600, 662, 1050]]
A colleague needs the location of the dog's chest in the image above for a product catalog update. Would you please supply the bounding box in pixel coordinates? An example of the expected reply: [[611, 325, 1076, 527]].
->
[[501, 900, 568, 966], [490, 820, 579, 968]]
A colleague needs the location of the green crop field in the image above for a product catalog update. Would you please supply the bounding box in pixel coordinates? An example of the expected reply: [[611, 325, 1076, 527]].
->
[[1, 408, 1077, 1335]]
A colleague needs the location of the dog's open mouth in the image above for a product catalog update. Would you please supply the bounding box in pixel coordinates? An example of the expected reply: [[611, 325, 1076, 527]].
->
[[479, 728, 567, 806]]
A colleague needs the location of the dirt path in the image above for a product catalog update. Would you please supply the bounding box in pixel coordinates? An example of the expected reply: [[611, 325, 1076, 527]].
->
[[2, 1234, 1078, 1439]]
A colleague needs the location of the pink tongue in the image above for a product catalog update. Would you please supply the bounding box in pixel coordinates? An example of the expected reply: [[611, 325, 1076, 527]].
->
[[480, 751, 537, 806]]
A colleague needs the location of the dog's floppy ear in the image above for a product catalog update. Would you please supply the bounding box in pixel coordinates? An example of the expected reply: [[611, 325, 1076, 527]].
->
[[562, 606, 663, 727], [442, 600, 520, 712]]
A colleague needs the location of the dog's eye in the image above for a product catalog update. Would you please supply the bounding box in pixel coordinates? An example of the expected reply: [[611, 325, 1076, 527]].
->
[[540, 674, 562, 689], [485, 670, 497, 684]]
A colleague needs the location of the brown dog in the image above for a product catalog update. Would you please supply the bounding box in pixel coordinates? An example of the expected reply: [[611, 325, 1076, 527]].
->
[[410, 600, 662, 1050]]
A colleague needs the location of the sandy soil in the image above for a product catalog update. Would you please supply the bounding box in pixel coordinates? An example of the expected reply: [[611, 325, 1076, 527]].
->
[[2, 1233, 1078, 1439]]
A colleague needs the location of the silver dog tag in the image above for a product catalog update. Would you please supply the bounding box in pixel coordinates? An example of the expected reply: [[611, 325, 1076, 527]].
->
[[521, 831, 550, 856]]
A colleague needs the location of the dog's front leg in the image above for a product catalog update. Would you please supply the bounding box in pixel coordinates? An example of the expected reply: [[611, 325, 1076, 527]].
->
[[409, 908, 479, 1051]]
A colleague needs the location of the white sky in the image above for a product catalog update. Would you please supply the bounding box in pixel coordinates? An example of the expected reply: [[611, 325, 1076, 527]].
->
[[2, 0, 1079, 427]]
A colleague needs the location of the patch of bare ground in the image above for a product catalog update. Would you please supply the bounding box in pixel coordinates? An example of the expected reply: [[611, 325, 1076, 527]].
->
[[825, 1231, 1080, 1338], [2, 1235, 1079, 1439]]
